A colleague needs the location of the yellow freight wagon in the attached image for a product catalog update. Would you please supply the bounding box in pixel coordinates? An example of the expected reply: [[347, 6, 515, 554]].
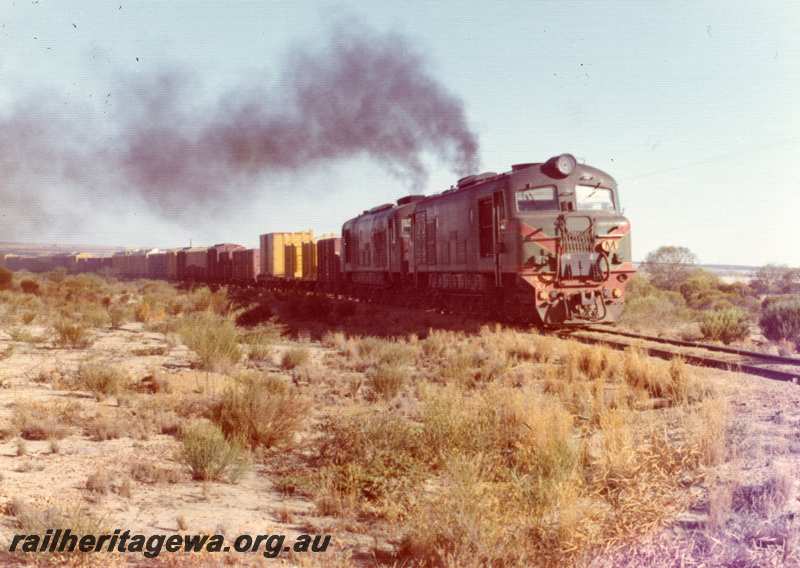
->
[[301, 241, 317, 279], [282, 240, 318, 279], [259, 231, 314, 278]]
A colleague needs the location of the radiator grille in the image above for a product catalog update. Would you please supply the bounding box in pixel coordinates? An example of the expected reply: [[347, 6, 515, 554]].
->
[[557, 216, 598, 280], [560, 226, 594, 254]]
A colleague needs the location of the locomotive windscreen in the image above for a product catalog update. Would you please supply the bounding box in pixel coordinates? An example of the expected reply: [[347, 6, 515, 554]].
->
[[575, 185, 615, 211], [516, 186, 559, 212]]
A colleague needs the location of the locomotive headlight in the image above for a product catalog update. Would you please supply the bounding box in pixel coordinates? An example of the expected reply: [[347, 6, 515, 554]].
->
[[612, 288, 623, 298], [537, 290, 548, 301], [555, 153, 577, 176]]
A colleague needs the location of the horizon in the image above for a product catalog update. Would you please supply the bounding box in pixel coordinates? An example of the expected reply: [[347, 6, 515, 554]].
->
[[0, 239, 782, 271]]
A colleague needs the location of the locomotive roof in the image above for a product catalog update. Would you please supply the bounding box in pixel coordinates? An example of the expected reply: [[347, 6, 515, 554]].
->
[[343, 156, 617, 225]]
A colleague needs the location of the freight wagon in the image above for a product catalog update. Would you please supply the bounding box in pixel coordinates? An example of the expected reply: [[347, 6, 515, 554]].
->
[[231, 248, 261, 283], [207, 244, 246, 283], [259, 231, 314, 278]]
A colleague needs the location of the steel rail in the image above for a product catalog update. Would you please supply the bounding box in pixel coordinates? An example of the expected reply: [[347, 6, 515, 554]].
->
[[561, 330, 800, 384], [582, 326, 800, 367]]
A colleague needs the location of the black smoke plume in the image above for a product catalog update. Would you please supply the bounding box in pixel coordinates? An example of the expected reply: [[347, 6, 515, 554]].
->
[[0, 22, 480, 235]]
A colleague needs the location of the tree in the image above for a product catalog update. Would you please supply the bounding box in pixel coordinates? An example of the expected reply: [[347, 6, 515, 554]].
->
[[640, 246, 698, 290], [780, 268, 800, 294], [750, 264, 791, 295]]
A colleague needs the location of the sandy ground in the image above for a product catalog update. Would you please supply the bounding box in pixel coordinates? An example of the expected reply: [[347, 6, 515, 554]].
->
[[590, 365, 800, 566], [0, 320, 799, 566], [0, 323, 374, 566]]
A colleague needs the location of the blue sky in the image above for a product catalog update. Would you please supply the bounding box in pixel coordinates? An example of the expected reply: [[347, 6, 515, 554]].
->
[[1, 1, 798, 265]]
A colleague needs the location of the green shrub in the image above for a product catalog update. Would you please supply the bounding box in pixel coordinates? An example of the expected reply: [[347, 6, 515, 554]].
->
[[109, 305, 132, 328], [180, 420, 249, 482], [72, 302, 111, 328], [179, 313, 241, 371], [188, 287, 230, 315], [700, 308, 749, 344], [316, 411, 426, 504], [211, 375, 305, 449], [0, 266, 12, 291], [760, 297, 800, 348], [19, 279, 40, 295], [620, 275, 691, 330]]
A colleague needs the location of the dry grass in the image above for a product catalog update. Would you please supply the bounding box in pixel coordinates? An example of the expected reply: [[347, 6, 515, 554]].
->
[[76, 361, 129, 399], [353, 337, 417, 368], [85, 470, 112, 495], [281, 347, 310, 370], [0, 275, 739, 565], [621, 348, 707, 404], [179, 313, 242, 371], [247, 343, 272, 361], [83, 408, 149, 441], [13, 401, 78, 440], [130, 461, 183, 485], [52, 317, 92, 348], [0, 345, 13, 360], [708, 481, 734, 530], [187, 286, 231, 315], [211, 374, 306, 449], [686, 397, 728, 466], [8, 327, 45, 344], [731, 469, 794, 517], [9, 499, 105, 535], [108, 305, 132, 328], [287, 324, 727, 566], [366, 364, 406, 400]]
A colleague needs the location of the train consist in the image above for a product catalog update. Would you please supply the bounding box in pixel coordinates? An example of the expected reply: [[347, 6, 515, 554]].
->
[[2, 154, 634, 325]]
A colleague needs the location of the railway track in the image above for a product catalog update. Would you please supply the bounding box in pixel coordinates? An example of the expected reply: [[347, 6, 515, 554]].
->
[[561, 327, 800, 383], [237, 284, 800, 383]]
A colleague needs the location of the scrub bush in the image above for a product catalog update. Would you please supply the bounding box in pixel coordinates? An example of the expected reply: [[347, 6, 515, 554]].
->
[[699, 308, 750, 344], [760, 297, 800, 348], [20, 279, 40, 295], [0, 266, 12, 291], [180, 420, 249, 482]]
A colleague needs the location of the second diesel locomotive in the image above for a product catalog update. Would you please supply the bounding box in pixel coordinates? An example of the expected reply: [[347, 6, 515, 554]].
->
[[339, 153, 634, 324]]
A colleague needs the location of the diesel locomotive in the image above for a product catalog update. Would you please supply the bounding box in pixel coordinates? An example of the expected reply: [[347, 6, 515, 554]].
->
[[339, 153, 634, 324]]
